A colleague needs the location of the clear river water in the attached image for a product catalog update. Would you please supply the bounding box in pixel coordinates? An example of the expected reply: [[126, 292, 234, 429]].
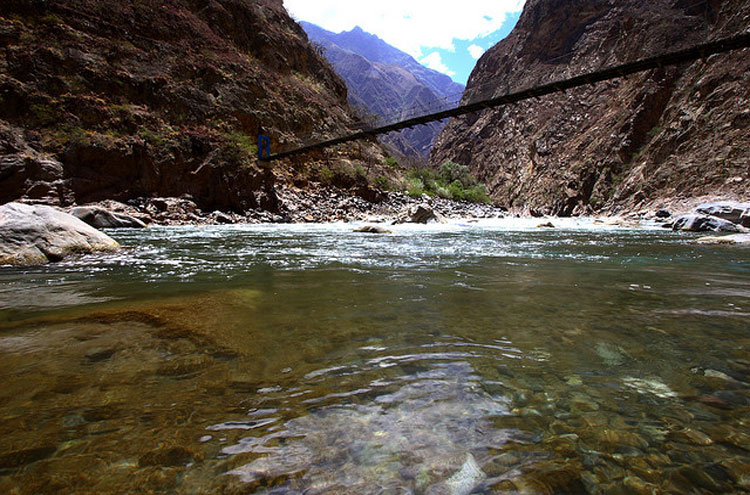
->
[[0, 219, 748, 494]]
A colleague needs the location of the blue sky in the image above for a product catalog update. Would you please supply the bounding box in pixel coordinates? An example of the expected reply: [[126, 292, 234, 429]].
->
[[283, 1, 525, 85], [418, 12, 521, 84]]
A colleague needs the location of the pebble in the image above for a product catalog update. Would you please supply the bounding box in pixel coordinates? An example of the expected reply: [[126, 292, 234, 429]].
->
[[623, 475, 656, 495]]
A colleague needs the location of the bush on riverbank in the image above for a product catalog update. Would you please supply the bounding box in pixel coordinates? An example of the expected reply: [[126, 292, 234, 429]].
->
[[405, 161, 491, 204]]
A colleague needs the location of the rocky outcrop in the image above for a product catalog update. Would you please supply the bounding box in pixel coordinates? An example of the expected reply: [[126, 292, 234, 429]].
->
[[431, 0, 750, 215], [0, 202, 119, 265], [71, 206, 147, 228], [695, 202, 750, 227], [670, 214, 742, 233], [302, 22, 464, 157], [663, 200, 750, 233], [0, 0, 372, 213]]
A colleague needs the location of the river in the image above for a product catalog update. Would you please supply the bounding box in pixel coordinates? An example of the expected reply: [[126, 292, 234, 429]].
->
[[0, 219, 748, 494]]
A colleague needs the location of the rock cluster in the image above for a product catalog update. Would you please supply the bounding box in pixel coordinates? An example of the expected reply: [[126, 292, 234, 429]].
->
[[663, 201, 750, 235], [276, 186, 505, 224]]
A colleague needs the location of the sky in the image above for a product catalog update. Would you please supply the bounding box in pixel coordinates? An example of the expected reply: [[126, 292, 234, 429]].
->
[[283, 1, 525, 85]]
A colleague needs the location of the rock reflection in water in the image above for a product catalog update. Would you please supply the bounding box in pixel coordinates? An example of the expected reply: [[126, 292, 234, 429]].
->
[[223, 362, 513, 494]]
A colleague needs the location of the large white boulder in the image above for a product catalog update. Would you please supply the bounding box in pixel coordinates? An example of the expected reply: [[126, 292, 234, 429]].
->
[[0, 202, 120, 266]]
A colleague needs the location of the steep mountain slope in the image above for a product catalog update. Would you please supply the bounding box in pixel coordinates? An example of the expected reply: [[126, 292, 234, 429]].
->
[[431, 0, 750, 215], [0, 0, 371, 212], [301, 22, 465, 157]]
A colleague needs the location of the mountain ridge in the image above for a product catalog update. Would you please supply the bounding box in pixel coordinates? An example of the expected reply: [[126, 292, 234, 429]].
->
[[301, 21, 464, 157]]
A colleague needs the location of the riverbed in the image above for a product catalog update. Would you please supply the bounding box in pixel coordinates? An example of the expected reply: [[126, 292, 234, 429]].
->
[[0, 219, 748, 494]]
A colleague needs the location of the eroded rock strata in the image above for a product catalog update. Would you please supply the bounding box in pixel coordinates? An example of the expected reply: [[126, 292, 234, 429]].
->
[[431, 0, 750, 216]]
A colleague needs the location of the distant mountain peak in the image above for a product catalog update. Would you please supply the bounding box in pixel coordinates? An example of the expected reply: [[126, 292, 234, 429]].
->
[[302, 21, 465, 157]]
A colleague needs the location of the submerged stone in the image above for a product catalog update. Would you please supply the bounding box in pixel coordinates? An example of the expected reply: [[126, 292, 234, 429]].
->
[[138, 446, 194, 467], [426, 453, 486, 495], [0, 446, 57, 469]]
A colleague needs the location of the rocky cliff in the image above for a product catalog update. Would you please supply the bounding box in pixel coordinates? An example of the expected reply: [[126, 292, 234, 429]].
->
[[302, 22, 464, 157], [0, 0, 370, 213], [431, 0, 750, 215]]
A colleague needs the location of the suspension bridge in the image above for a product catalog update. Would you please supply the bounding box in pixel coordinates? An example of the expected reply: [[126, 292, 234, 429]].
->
[[259, 32, 750, 162]]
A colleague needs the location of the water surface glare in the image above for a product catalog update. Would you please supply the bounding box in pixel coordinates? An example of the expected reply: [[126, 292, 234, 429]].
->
[[0, 221, 748, 494]]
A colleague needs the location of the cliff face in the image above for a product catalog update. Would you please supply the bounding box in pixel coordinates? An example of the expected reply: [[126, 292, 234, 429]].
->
[[302, 23, 464, 157], [431, 0, 750, 215], [0, 0, 362, 212]]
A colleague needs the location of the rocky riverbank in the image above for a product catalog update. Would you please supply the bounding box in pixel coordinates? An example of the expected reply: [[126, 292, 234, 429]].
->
[[44, 187, 506, 227]]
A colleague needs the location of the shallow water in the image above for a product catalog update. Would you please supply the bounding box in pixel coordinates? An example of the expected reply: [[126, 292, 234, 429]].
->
[[0, 220, 748, 494]]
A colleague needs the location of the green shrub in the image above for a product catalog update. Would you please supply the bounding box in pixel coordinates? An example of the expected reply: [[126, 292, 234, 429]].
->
[[406, 177, 425, 198], [373, 176, 390, 190], [30, 103, 57, 126], [401, 161, 491, 204], [225, 131, 258, 158], [383, 156, 398, 168], [319, 166, 334, 185]]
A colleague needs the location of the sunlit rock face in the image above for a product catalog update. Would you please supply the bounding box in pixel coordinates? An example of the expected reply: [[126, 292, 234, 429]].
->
[[431, 0, 750, 216]]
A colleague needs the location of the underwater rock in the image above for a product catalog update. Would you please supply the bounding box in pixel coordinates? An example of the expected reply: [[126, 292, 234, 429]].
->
[[0, 446, 57, 469], [138, 446, 194, 467], [511, 461, 585, 495], [595, 342, 629, 366], [668, 428, 713, 446], [622, 377, 677, 399], [426, 453, 486, 495]]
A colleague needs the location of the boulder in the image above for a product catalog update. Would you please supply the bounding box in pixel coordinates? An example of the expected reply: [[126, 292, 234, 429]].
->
[[354, 225, 392, 234], [695, 234, 750, 245], [695, 202, 750, 227], [0, 202, 120, 266], [70, 206, 147, 229], [671, 214, 742, 233], [211, 211, 235, 224], [393, 203, 444, 224], [655, 209, 672, 219]]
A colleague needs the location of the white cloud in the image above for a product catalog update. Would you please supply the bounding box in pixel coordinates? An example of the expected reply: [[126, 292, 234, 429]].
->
[[468, 44, 486, 59], [419, 52, 455, 77], [283, 0, 525, 59]]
